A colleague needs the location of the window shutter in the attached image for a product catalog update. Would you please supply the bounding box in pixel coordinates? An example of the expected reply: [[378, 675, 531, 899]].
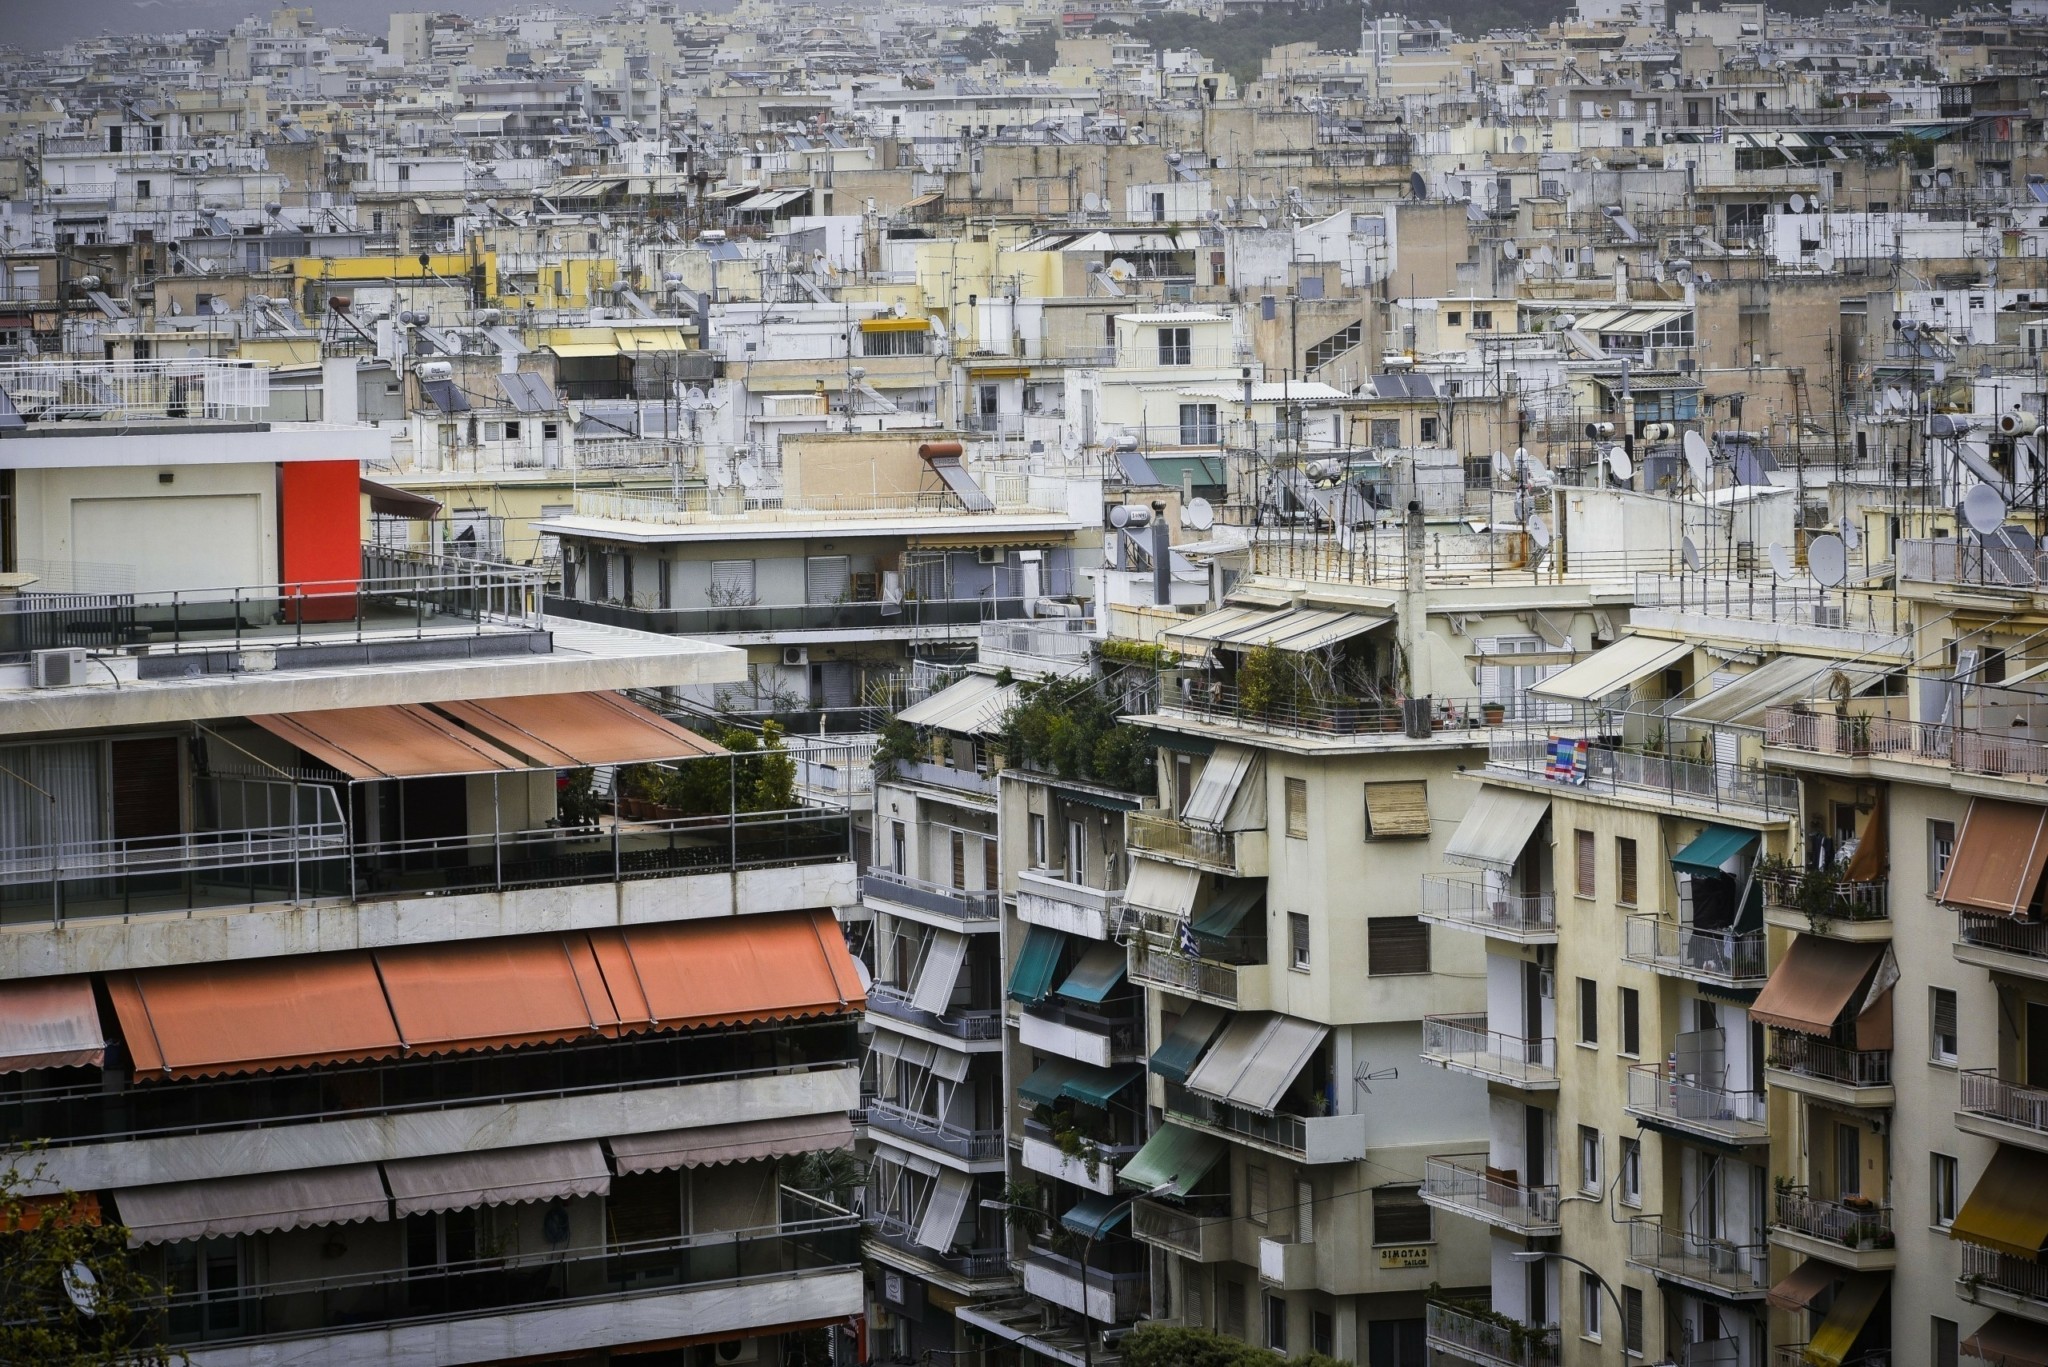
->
[[1575, 829, 1596, 897], [1617, 837, 1639, 905], [1371, 1185, 1432, 1244], [1368, 917, 1431, 975], [1285, 778, 1308, 839], [950, 831, 966, 889], [1364, 780, 1430, 837], [1934, 988, 1958, 1055], [1624, 1287, 1644, 1354], [1289, 913, 1311, 970], [805, 555, 851, 604], [1620, 987, 1640, 1056], [710, 559, 755, 599]]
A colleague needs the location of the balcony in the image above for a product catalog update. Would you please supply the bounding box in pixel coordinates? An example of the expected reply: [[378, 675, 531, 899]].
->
[[0, 356, 271, 424], [1759, 868, 1891, 941], [1017, 1001, 1143, 1069], [1624, 916, 1768, 988], [1419, 1015, 1559, 1090], [1766, 706, 2048, 787], [1258, 1235, 1316, 1291], [1125, 808, 1260, 877], [1956, 911, 2048, 980], [1425, 1303, 1561, 1367], [864, 1216, 1014, 1286], [1131, 1196, 1232, 1263], [1421, 1153, 1562, 1236], [1959, 1241, 2048, 1323], [1960, 1070, 2048, 1152], [1021, 1248, 1145, 1324], [1774, 1348, 1891, 1367], [1020, 1120, 1141, 1195], [1015, 867, 1123, 939], [1159, 685, 1494, 744], [865, 986, 1004, 1043], [1771, 1189, 1896, 1270], [859, 869, 1001, 924], [865, 1100, 1006, 1167], [1625, 1064, 1769, 1144], [549, 593, 1038, 641], [1902, 537, 2048, 593], [1765, 1031, 1894, 1107], [1418, 875, 1557, 945], [1624, 1218, 1767, 1298], [1129, 937, 1267, 1011], [1487, 730, 1800, 819], [158, 1188, 860, 1357], [1162, 1083, 1368, 1164]]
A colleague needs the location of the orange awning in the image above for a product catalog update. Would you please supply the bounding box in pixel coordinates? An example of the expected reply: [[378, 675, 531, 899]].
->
[[1750, 936, 1887, 1037], [1766, 1257, 1841, 1313], [1841, 792, 1887, 884], [593, 908, 865, 1034], [0, 975, 105, 1073], [251, 704, 530, 780], [1963, 1313, 2048, 1367], [108, 953, 403, 1081], [435, 692, 725, 768], [1939, 798, 2048, 917], [372, 934, 622, 1055], [0, 1192, 100, 1233]]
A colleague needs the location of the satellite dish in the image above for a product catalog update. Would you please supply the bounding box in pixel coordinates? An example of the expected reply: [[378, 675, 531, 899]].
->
[[1082, 191, 1103, 212], [1920, 172, 1935, 188], [1106, 258, 1135, 283], [1607, 446, 1633, 481], [1963, 482, 2010, 534], [1183, 497, 1215, 531], [1814, 249, 1835, 272], [1937, 171, 1954, 188], [62, 1263, 98, 1317], [1502, 241, 1520, 261], [1789, 192, 1807, 212], [1682, 535, 1702, 570], [1841, 518, 1862, 551], [1527, 512, 1552, 548], [684, 385, 708, 404], [1108, 504, 1132, 529], [1807, 533, 1848, 587], [1683, 430, 1712, 487], [736, 461, 763, 490], [1768, 541, 1794, 578]]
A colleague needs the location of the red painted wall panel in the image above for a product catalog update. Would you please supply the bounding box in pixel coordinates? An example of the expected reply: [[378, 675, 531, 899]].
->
[[279, 460, 360, 621]]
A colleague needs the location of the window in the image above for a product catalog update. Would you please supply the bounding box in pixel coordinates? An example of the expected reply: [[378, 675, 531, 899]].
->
[[1575, 829, 1596, 897], [1223, 1281, 1247, 1340], [1579, 1126, 1602, 1193], [136, 178, 151, 200], [1265, 1293, 1288, 1352], [1285, 777, 1308, 839], [1370, 417, 1401, 447], [1446, 310, 1463, 325], [503, 420, 521, 440], [1581, 1271, 1603, 1340], [1246, 1165, 1268, 1225], [1617, 837, 1639, 905], [1619, 986, 1641, 1057], [1289, 912, 1311, 971], [950, 831, 967, 889], [164, 1238, 245, 1337], [1931, 987, 1959, 1064], [1371, 1185, 1432, 1245], [862, 327, 929, 356], [1934, 1316, 1960, 1367], [1312, 1310, 1334, 1357], [709, 559, 755, 605], [1619, 1138, 1642, 1207], [1419, 416, 1439, 444], [1933, 1152, 1959, 1228], [1623, 1287, 1645, 1356], [1178, 402, 1219, 444], [397, 163, 411, 182], [1369, 917, 1431, 975], [1930, 818, 1956, 891], [1578, 978, 1599, 1046], [1065, 818, 1085, 884], [1030, 813, 1047, 868], [1473, 310, 1494, 329], [1157, 326, 1193, 365]]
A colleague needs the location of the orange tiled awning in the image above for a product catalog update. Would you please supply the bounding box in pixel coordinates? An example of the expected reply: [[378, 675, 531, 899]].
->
[[435, 691, 724, 767], [108, 952, 404, 1080], [1749, 936, 1887, 1038], [1938, 798, 2048, 917], [251, 703, 530, 779], [373, 934, 623, 1055], [594, 908, 866, 1034]]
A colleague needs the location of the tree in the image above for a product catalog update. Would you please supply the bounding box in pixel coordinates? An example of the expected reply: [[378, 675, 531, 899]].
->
[[0, 1152, 175, 1366], [957, 22, 1003, 62], [1122, 1323, 1347, 1367]]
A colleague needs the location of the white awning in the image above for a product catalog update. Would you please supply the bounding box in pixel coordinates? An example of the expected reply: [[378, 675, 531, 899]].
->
[[118, 1165, 389, 1246], [1183, 1013, 1328, 1116], [910, 929, 971, 1015], [1126, 856, 1201, 919], [1670, 655, 1890, 728], [1181, 745, 1256, 832], [0, 976, 105, 1073], [897, 675, 1017, 736], [869, 1031, 939, 1071], [1164, 604, 1389, 655], [607, 1115, 855, 1174], [1530, 635, 1691, 702], [917, 1169, 974, 1252], [930, 1045, 972, 1083], [1443, 786, 1551, 872], [383, 1140, 611, 1218]]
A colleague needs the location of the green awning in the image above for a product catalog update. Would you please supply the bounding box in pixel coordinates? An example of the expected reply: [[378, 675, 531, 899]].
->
[[1671, 824, 1758, 875], [1019, 1058, 1084, 1106], [1147, 454, 1227, 490], [1060, 787, 1140, 812], [1119, 1123, 1228, 1196], [1191, 881, 1263, 939], [1150, 1004, 1228, 1084], [1061, 1061, 1144, 1109], [1056, 944, 1129, 1004], [1009, 926, 1068, 1004], [1061, 1193, 1133, 1239], [1150, 731, 1215, 757]]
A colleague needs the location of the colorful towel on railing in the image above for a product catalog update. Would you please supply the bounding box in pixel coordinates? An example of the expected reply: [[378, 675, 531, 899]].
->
[[1545, 736, 1589, 785]]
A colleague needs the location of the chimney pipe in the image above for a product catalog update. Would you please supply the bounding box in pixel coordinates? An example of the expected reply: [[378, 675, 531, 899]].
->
[[1404, 499, 1425, 594], [1151, 501, 1171, 605]]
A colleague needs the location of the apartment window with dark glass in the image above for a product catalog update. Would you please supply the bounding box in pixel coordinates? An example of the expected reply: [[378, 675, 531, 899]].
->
[[1371, 1185, 1432, 1245], [1264, 1293, 1287, 1352], [1285, 778, 1308, 839], [1617, 837, 1639, 905], [1619, 986, 1640, 1057], [1619, 1138, 1641, 1207], [1933, 1152, 1959, 1227], [1419, 416, 1439, 444], [1157, 326, 1193, 365], [1932, 987, 1958, 1064], [1369, 917, 1430, 975], [1623, 1287, 1645, 1356], [1575, 829, 1596, 897], [1179, 402, 1219, 444], [1934, 1317, 1959, 1367], [1472, 310, 1494, 329], [1578, 978, 1598, 1046], [1289, 913, 1311, 971], [1311, 1310, 1334, 1357], [1929, 819, 1956, 891]]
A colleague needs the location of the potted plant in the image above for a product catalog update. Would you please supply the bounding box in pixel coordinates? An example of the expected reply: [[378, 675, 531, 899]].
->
[[1483, 700, 1507, 725]]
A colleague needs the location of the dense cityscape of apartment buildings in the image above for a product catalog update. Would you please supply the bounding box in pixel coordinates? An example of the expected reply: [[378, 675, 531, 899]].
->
[[11, 1, 2048, 1365]]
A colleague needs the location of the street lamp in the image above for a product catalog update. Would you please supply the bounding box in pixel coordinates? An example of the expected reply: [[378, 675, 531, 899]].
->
[[982, 1180, 1176, 1367], [1508, 1250, 1629, 1357]]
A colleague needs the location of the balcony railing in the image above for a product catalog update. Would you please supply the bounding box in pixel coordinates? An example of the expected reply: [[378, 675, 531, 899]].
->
[[1425, 1303, 1561, 1367], [160, 1188, 859, 1348], [1961, 1240, 2048, 1305], [1774, 1189, 1895, 1252], [1163, 1082, 1311, 1157], [865, 1215, 1012, 1280], [1624, 916, 1768, 986], [1129, 937, 1249, 1005], [1159, 685, 1494, 741], [1131, 1195, 1231, 1260], [1420, 1014, 1559, 1087], [1487, 731, 1800, 817], [866, 986, 1004, 1040], [1758, 868, 1890, 925], [1625, 1064, 1769, 1142], [866, 1100, 1005, 1162], [1957, 911, 2048, 962], [860, 868, 1001, 922], [894, 760, 1001, 800], [1960, 1069, 2048, 1134], [1766, 707, 2048, 783], [1625, 1217, 1767, 1294], [1901, 537, 2048, 590], [1632, 572, 1909, 636], [548, 594, 1037, 638], [1422, 1153, 1561, 1234], [1126, 809, 1239, 871], [1775, 1347, 1890, 1367], [1418, 875, 1557, 940], [1767, 1031, 1892, 1088], [1022, 1246, 1147, 1323], [0, 357, 271, 424]]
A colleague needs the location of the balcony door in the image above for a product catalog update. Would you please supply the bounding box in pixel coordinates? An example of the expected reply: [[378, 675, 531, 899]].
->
[[2027, 1002, 2048, 1089]]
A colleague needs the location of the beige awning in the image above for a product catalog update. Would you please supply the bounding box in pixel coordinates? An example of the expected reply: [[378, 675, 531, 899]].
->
[[897, 674, 1017, 736], [1938, 798, 2048, 917], [917, 1169, 974, 1252], [1126, 856, 1201, 919], [383, 1140, 611, 1218], [1670, 655, 1889, 728], [1531, 635, 1691, 702], [1164, 604, 1389, 655], [608, 1115, 855, 1175], [1181, 745, 1256, 832], [1750, 936, 1887, 1037], [1364, 780, 1431, 837], [117, 1165, 389, 1246], [0, 976, 105, 1073], [1443, 786, 1550, 872], [1184, 1012, 1328, 1115]]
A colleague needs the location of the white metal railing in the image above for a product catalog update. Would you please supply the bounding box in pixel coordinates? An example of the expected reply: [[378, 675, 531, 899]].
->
[[1960, 1069, 2048, 1132], [1419, 875, 1556, 938], [1626, 1063, 1769, 1140], [1632, 572, 1907, 634], [572, 479, 1064, 526], [1487, 730, 1800, 816], [0, 778, 346, 886], [1901, 538, 2046, 589], [1421, 1014, 1558, 1085], [1625, 916, 1768, 984], [0, 358, 271, 423], [1423, 1153, 1561, 1233]]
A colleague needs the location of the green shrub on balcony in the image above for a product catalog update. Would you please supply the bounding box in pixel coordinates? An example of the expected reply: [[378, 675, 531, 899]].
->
[[994, 677, 1155, 795], [1123, 1323, 1347, 1367]]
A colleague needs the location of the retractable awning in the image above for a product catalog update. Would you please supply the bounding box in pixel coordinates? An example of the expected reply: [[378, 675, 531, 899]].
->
[[592, 908, 865, 1033], [1805, 1271, 1888, 1367], [1938, 798, 2048, 918], [1018, 1058, 1083, 1106], [1126, 857, 1201, 919], [372, 933, 621, 1055], [1184, 1013, 1328, 1115], [1190, 882, 1262, 939], [1163, 604, 1389, 655], [1963, 1314, 2048, 1367], [607, 1115, 854, 1174], [0, 976, 105, 1073], [1443, 786, 1550, 872], [434, 692, 724, 768], [869, 1031, 938, 1072], [1062, 1193, 1134, 1238], [897, 675, 1018, 736], [108, 952, 404, 1080], [1055, 943, 1129, 1004], [384, 1140, 611, 1218], [1118, 1123, 1226, 1196], [1060, 1061, 1143, 1109], [1009, 926, 1068, 1004], [1750, 936, 1887, 1037], [1671, 824, 1758, 875], [361, 478, 442, 520], [117, 1165, 390, 1246], [251, 704, 531, 779], [1181, 745, 1256, 832], [1531, 635, 1691, 702], [1149, 1004, 1228, 1084], [910, 930, 971, 1015], [918, 1170, 973, 1252], [1765, 1258, 1841, 1313], [1953, 1145, 2048, 1258], [1669, 655, 1887, 728]]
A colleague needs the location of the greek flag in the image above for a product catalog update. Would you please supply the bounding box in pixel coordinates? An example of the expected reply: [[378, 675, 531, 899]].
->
[[1177, 918, 1201, 959]]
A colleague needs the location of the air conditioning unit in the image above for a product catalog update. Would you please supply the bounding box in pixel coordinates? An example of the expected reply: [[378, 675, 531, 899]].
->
[[31, 648, 87, 688], [977, 546, 1005, 565], [782, 646, 809, 667], [1708, 1242, 1745, 1275], [1538, 968, 1556, 1000]]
